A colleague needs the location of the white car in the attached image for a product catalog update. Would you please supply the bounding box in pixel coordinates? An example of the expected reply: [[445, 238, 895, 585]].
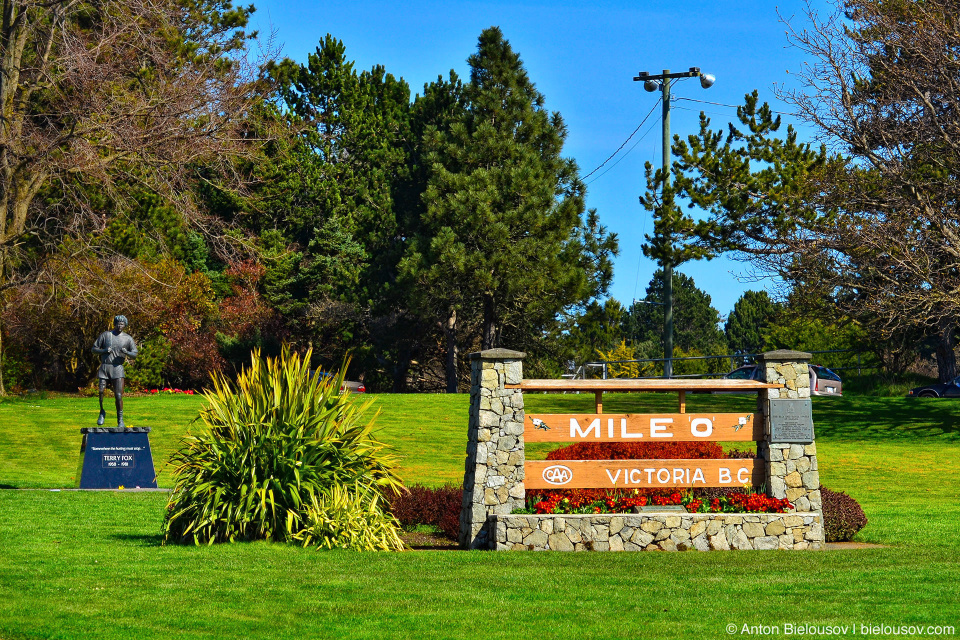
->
[[722, 364, 842, 396]]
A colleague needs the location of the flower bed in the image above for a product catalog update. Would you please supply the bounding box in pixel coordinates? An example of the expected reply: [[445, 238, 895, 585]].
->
[[519, 488, 792, 516], [148, 388, 196, 395]]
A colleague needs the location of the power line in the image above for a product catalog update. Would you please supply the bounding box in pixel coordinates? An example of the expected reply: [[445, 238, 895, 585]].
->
[[586, 112, 661, 185], [674, 96, 793, 116], [582, 98, 661, 180], [672, 105, 742, 119]]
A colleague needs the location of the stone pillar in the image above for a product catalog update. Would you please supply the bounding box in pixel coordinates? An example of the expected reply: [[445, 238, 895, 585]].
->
[[459, 349, 526, 550], [757, 350, 823, 519]]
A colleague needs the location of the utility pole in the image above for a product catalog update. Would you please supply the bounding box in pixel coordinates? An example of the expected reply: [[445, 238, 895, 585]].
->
[[634, 66, 714, 378]]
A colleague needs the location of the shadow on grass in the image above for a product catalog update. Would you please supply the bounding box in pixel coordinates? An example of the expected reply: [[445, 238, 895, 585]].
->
[[110, 533, 164, 547], [812, 397, 960, 441]]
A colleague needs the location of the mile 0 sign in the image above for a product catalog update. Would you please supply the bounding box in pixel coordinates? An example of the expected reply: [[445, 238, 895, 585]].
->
[[769, 399, 815, 444]]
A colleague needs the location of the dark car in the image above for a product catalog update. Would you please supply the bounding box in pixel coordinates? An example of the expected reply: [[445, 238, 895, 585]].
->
[[720, 364, 843, 396], [907, 376, 960, 398]]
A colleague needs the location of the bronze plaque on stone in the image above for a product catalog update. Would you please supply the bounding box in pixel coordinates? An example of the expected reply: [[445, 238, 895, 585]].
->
[[769, 399, 815, 443]]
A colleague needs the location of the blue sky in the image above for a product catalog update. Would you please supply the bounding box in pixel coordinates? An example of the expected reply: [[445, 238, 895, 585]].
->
[[247, 0, 829, 318]]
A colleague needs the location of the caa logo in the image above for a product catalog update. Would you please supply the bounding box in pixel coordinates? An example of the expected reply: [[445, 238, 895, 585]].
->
[[542, 464, 573, 486]]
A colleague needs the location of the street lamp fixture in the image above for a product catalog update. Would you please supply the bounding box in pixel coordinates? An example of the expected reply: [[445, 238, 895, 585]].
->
[[633, 66, 714, 378]]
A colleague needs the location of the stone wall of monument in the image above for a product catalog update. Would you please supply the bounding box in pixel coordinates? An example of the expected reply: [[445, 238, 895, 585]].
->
[[489, 512, 824, 551]]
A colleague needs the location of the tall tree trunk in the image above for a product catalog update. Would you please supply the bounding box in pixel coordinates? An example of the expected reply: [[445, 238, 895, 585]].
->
[[935, 319, 956, 383], [0, 322, 5, 396], [443, 307, 458, 393], [0, 249, 7, 396], [392, 344, 411, 393], [482, 293, 498, 350]]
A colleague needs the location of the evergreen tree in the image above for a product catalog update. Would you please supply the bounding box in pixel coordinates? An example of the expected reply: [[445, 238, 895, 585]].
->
[[562, 298, 627, 369], [252, 37, 422, 381], [628, 270, 725, 354], [269, 35, 414, 305], [400, 27, 617, 392], [725, 290, 781, 356]]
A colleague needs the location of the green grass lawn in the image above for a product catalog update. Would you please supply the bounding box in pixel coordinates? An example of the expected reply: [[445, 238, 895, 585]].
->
[[0, 391, 958, 639]]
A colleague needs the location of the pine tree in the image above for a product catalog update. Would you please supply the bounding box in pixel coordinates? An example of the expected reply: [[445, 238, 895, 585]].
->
[[253, 36, 422, 378], [725, 291, 781, 356], [270, 35, 414, 305], [399, 27, 616, 392], [628, 270, 725, 354]]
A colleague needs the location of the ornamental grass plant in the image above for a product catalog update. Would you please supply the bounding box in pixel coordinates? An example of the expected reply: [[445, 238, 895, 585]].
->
[[161, 348, 403, 547], [292, 483, 405, 551]]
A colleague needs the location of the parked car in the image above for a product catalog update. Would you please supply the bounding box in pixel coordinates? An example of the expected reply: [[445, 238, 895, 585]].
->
[[906, 376, 960, 398], [720, 364, 843, 396], [314, 371, 366, 394], [340, 380, 366, 394]]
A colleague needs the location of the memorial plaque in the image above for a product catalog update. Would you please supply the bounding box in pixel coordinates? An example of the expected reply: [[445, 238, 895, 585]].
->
[[77, 427, 157, 489], [769, 399, 815, 443]]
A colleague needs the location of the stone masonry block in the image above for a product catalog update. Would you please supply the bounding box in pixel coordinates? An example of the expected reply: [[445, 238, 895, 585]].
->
[[754, 536, 779, 550], [709, 534, 731, 551], [769, 476, 787, 499], [503, 421, 524, 436], [479, 411, 499, 428], [549, 533, 574, 552], [786, 487, 806, 502], [730, 530, 752, 550], [504, 361, 522, 385], [802, 470, 820, 490]]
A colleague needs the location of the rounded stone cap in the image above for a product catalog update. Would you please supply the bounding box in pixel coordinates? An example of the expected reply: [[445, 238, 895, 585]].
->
[[80, 427, 151, 433], [469, 348, 526, 360], [758, 349, 812, 363]]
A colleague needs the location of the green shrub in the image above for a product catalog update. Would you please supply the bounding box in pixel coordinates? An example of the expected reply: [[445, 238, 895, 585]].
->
[[125, 335, 171, 390], [842, 373, 936, 397], [161, 348, 402, 546], [1, 351, 32, 391], [292, 483, 405, 551]]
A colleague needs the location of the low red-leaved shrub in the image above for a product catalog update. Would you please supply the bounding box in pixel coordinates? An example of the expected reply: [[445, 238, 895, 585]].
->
[[820, 485, 868, 542], [387, 484, 462, 541], [546, 441, 725, 461]]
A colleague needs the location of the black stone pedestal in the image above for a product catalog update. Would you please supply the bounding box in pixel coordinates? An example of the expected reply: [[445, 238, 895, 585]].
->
[[76, 427, 157, 489]]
